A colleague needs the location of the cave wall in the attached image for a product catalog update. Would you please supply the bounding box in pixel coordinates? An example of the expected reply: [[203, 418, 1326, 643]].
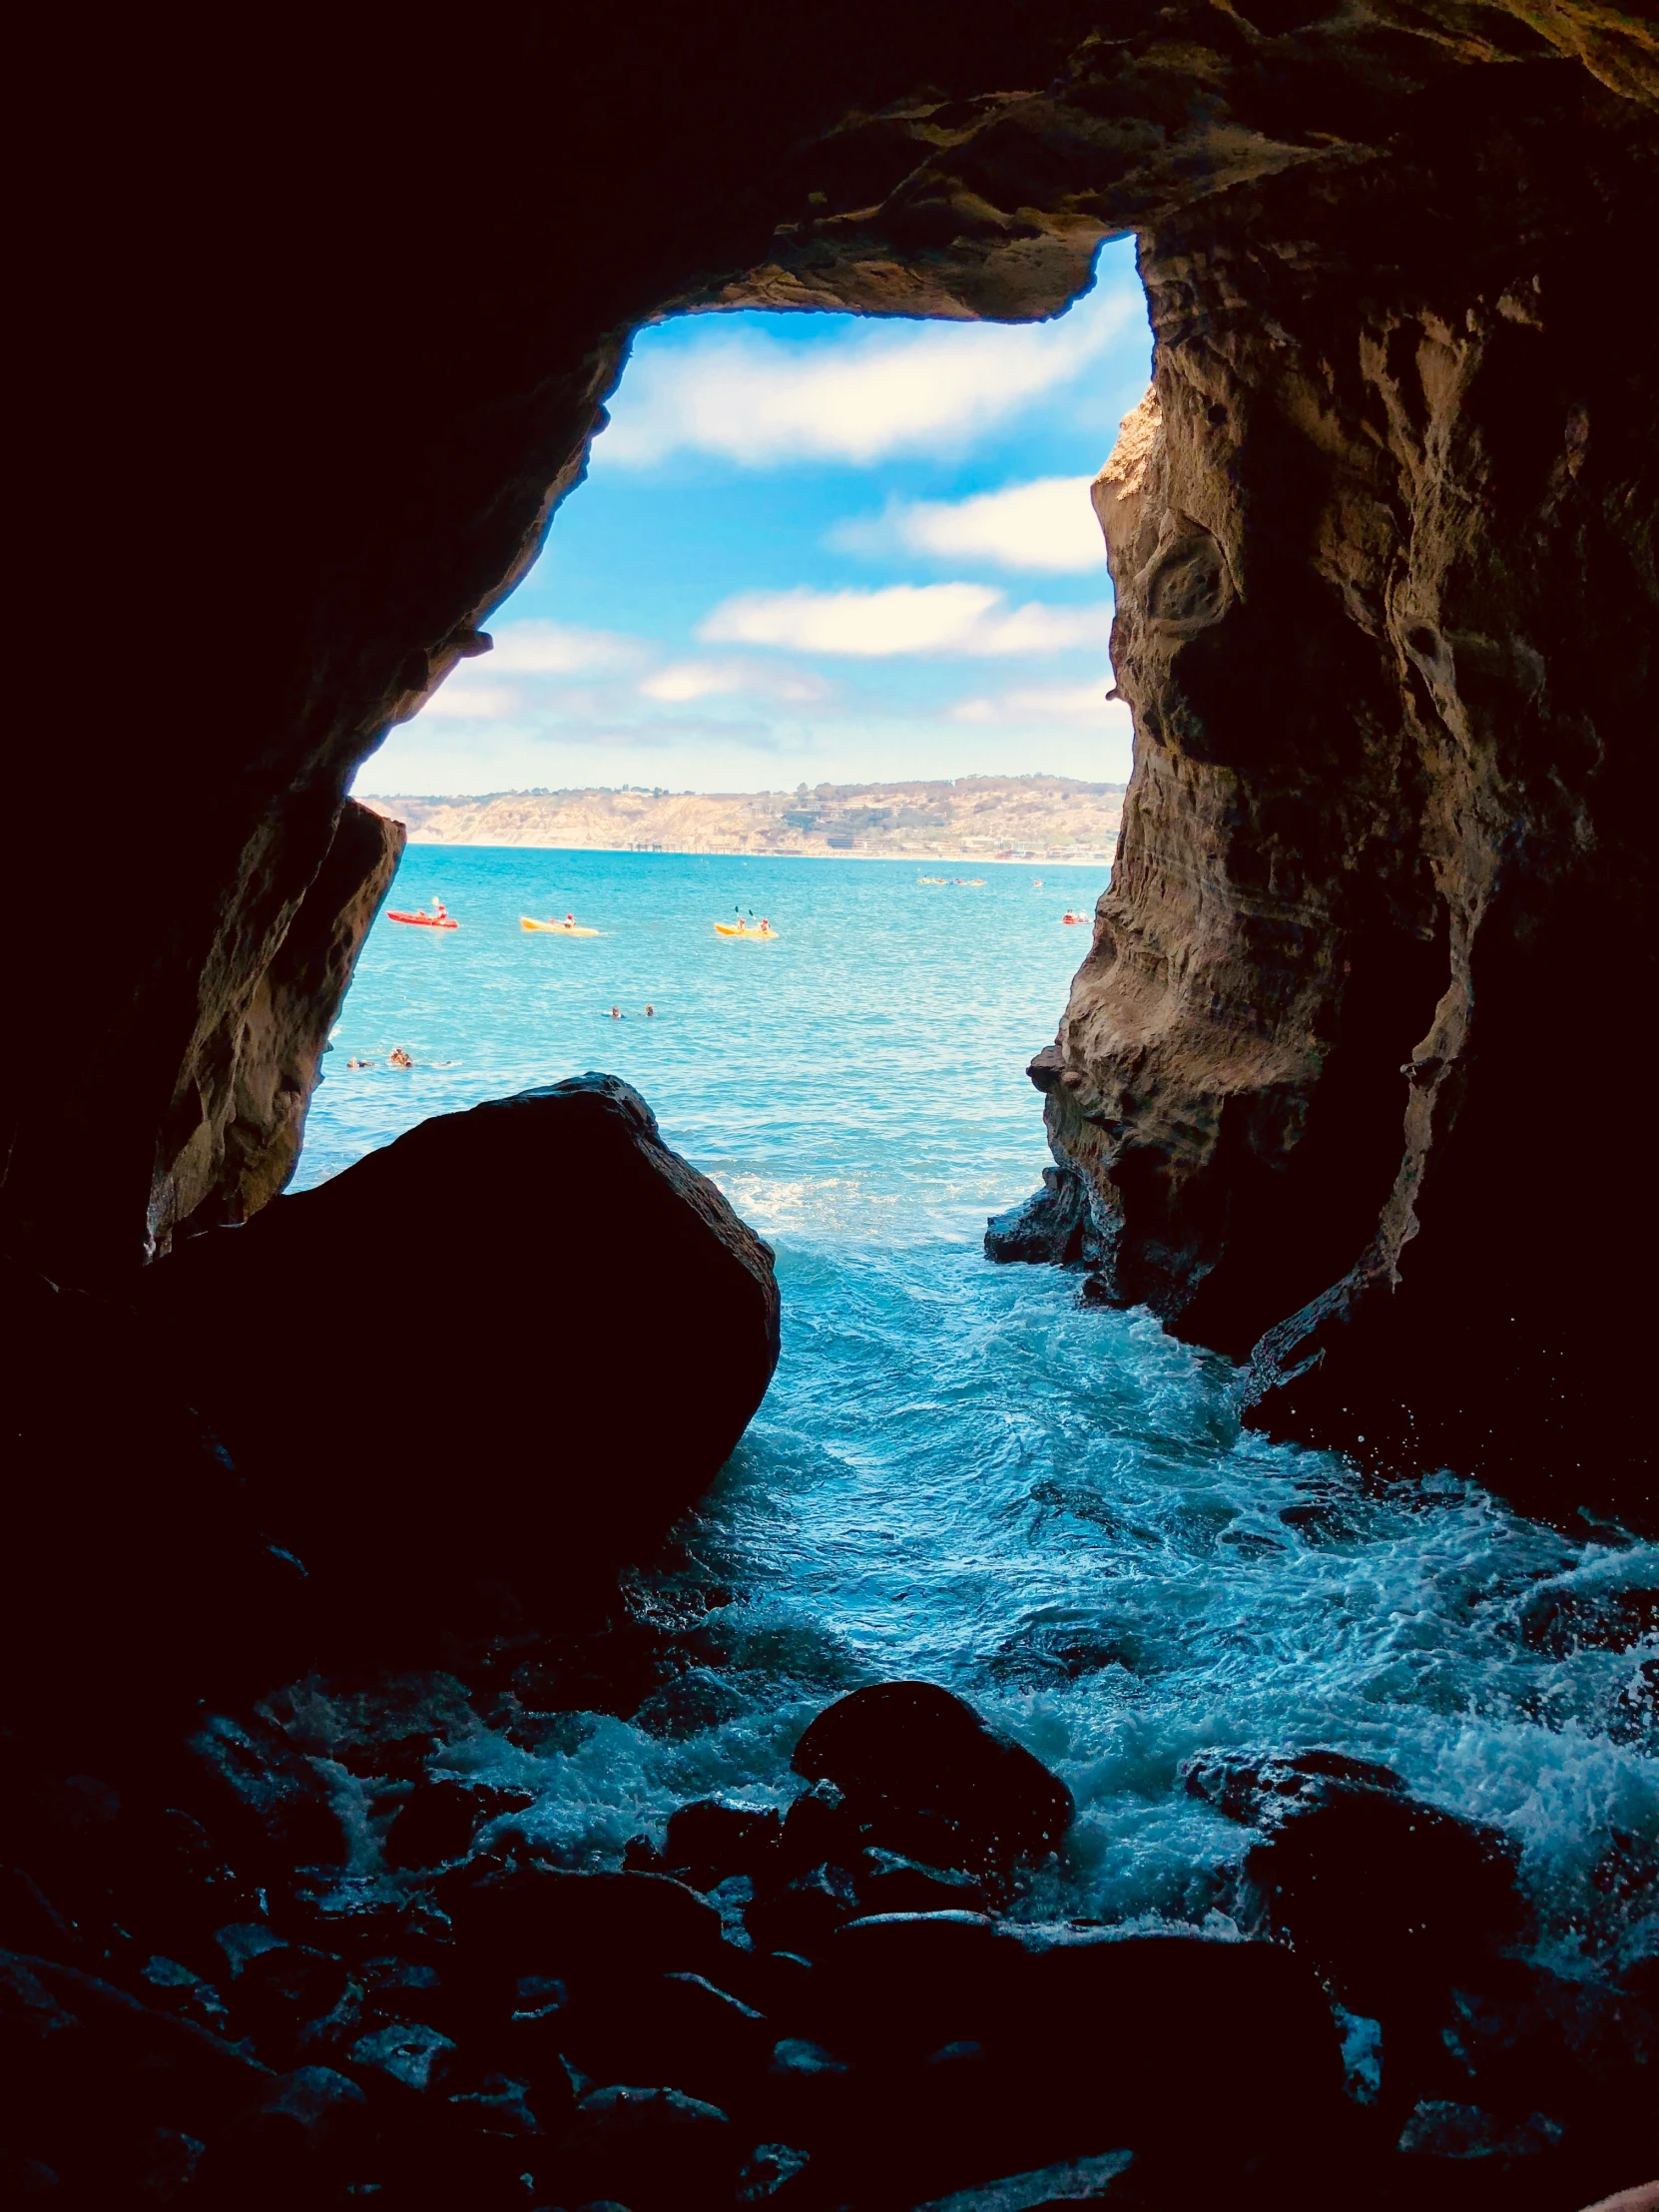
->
[[1043, 42, 1657, 1522], [6, 4, 1655, 1518]]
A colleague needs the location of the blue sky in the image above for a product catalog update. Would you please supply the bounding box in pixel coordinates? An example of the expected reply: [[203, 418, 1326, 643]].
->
[[361, 237, 1151, 797]]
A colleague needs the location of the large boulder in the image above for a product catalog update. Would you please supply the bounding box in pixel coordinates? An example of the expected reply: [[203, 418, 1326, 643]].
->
[[142, 1074, 779, 1621], [791, 1683, 1074, 1877]]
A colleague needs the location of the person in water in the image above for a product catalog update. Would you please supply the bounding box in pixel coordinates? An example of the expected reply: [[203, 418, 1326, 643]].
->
[[609, 1005, 623, 1019], [388, 1045, 413, 1067], [346, 1056, 375, 1069], [644, 1003, 655, 1017]]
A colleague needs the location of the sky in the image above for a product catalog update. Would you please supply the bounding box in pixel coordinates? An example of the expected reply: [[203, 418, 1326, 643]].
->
[[359, 237, 1152, 798]]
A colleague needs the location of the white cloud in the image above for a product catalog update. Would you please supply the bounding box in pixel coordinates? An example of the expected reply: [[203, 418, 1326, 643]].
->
[[639, 659, 831, 704], [600, 289, 1143, 469], [699, 583, 1111, 659], [486, 621, 646, 676], [951, 682, 1123, 723], [833, 477, 1105, 573]]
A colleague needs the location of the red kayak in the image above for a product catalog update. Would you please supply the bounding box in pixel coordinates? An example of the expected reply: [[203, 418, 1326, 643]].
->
[[387, 909, 458, 928]]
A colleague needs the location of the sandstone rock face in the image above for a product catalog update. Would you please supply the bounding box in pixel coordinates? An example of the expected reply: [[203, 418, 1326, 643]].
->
[[7, 5, 1657, 1525], [1036, 99, 1657, 1524], [141, 1074, 780, 1622], [156, 799, 404, 1247]]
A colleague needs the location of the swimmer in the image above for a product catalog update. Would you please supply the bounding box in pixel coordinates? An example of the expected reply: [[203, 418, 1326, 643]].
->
[[388, 1045, 413, 1068], [609, 1005, 623, 1019], [346, 1056, 375, 1069], [644, 1003, 655, 1017]]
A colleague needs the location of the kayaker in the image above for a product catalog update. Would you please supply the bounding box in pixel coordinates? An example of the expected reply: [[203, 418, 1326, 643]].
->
[[760, 918, 772, 935], [565, 912, 575, 926], [429, 897, 447, 921], [609, 1005, 623, 1019]]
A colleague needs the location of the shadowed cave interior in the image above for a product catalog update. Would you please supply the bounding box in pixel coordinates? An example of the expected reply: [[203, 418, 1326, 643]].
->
[[3, 5, 1656, 2207]]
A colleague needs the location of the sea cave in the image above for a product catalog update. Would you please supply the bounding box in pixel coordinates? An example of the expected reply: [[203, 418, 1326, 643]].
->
[[3, 5, 1656, 2207]]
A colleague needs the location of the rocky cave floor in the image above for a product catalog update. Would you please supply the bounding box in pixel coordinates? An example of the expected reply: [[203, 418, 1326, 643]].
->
[[4, 1595, 1655, 2212]]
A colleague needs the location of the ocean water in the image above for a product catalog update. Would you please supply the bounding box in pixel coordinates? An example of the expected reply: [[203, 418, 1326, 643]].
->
[[294, 842, 1658, 1983]]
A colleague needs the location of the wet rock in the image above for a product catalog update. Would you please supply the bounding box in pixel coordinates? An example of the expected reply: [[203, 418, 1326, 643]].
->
[[792, 1683, 1074, 1875], [0, 1870, 81, 1964], [184, 1714, 348, 1875], [913, 2147, 1135, 2211], [384, 1777, 535, 1870], [347, 2017, 456, 2096], [666, 1797, 785, 1890], [1517, 1575, 1659, 1658], [984, 1166, 1097, 1268], [559, 1968, 771, 2111], [736, 2139, 813, 2203], [559, 2082, 738, 2211], [143, 1074, 782, 1622], [231, 1941, 351, 2059], [191, 2064, 369, 2207], [1181, 1746, 1406, 1827], [854, 1849, 989, 1918], [0, 1949, 270, 2181], [745, 1866, 861, 1960], [819, 1912, 1017, 2060], [777, 1779, 864, 1877], [139, 1954, 230, 2034], [1242, 1785, 1525, 2026], [444, 1864, 730, 2014], [996, 1928, 1345, 2159]]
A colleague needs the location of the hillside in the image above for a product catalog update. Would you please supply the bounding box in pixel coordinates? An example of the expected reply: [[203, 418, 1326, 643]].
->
[[358, 776, 1124, 861]]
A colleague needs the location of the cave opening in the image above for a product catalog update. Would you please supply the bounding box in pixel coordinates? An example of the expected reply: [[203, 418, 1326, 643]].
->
[[6, 6, 1656, 2205]]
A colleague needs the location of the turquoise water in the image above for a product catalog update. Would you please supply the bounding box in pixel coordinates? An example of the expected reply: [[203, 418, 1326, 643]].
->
[[296, 843, 1657, 1983]]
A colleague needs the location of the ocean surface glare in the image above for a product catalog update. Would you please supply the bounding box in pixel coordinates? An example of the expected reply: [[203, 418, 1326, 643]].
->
[[296, 843, 1657, 1981]]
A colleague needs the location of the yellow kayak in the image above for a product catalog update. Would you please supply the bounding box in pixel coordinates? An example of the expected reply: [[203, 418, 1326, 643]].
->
[[714, 923, 781, 939], [521, 916, 602, 935]]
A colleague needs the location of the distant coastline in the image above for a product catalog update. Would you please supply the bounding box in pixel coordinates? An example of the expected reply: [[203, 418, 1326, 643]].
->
[[358, 774, 1124, 864]]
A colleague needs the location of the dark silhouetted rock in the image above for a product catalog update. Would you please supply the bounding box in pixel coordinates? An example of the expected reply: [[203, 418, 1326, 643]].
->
[[792, 1683, 1073, 1874], [0, 1949, 270, 2184], [777, 1780, 864, 1877], [559, 1969, 771, 2111], [445, 1865, 727, 1990], [143, 1074, 781, 1621], [745, 1866, 861, 1960], [384, 1778, 534, 1870], [820, 1912, 1017, 2060], [993, 1928, 1345, 2163], [184, 1714, 348, 1875], [191, 2064, 369, 2208], [0, 1267, 313, 1738], [1243, 1785, 1525, 2023], [665, 1797, 785, 1890], [854, 1849, 989, 1918], [560, 2082, 738, 2210]]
